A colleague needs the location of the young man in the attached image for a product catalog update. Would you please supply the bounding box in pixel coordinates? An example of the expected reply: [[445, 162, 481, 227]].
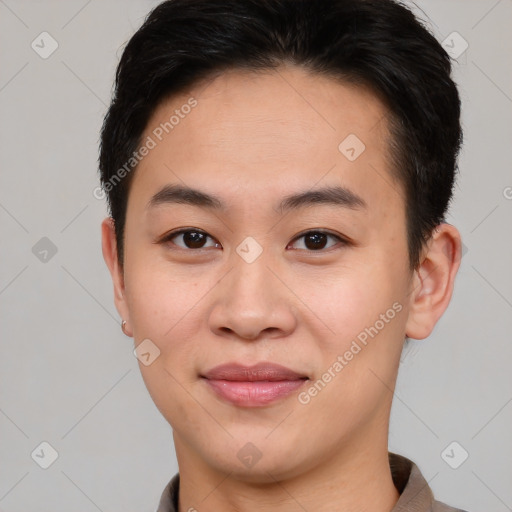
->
[[99, 0, 468, 510]]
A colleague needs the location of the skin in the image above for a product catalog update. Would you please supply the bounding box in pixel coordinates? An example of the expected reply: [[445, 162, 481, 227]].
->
[[102, 63, 462, 512]]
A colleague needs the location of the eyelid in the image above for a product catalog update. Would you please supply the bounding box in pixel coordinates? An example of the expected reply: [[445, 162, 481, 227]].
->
[[158, 227, 219, 248], [288, 229, 349, 250]]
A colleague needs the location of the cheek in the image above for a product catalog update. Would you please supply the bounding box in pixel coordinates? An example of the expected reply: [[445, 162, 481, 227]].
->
[[123, 258, 223, 384], [123, 262, 209, 419], [298, 265, 407, 386], [294, 268, 390, 342], [124, 258, 202, 339]]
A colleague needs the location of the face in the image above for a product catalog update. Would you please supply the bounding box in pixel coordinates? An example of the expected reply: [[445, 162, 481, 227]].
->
[[102, 64, 459, 482]]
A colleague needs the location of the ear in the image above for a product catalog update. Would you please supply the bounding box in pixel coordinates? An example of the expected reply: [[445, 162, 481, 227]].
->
[[101, 217, 133, 336], [404, 223, 462, 340]]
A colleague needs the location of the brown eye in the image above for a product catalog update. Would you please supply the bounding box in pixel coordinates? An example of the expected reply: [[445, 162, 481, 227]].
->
[[288, 230, 346, 251], [162, 229, 220, 250]]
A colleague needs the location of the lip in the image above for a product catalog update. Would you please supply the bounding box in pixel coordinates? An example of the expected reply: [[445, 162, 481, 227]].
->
[[201, 362, 309, 407], [202, 362, 308, 381]]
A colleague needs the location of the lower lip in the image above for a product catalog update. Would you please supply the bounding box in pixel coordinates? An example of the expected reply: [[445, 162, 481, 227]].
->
[[202, 378, 308, 407]]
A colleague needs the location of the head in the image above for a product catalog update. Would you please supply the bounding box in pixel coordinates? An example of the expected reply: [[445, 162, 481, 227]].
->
[[100, 0, 462, 481]]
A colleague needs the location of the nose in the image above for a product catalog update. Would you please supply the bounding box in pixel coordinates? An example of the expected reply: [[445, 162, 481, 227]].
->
[[208, 249, 297, 341]]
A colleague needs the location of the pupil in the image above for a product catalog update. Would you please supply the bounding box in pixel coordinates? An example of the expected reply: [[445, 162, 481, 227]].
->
[[305, 232, 327, 250], [184, 231, 205, 248]]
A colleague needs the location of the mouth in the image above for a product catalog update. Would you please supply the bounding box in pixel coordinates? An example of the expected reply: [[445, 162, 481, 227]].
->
[[200, 362, 309, 407]]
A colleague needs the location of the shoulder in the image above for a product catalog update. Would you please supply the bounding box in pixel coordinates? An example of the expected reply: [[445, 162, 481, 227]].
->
[[389, 452, 470, 512], [156, 472, 180, 512]]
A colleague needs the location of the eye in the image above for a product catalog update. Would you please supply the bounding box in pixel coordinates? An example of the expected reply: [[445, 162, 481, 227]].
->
[[159, 228, 348, 252], [160, 228, 221, 250], [287, 230, 347, 251]]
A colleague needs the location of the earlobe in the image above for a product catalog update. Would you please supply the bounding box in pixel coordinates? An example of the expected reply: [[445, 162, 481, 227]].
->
[[101, 217, 131, 329], [404, 223, 462, 340]]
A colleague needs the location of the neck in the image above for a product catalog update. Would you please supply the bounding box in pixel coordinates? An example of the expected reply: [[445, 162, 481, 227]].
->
[[173, 425, 400, 512]]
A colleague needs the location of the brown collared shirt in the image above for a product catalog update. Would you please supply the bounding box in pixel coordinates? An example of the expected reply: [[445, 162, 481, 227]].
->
[[156, 452, 468, 511]]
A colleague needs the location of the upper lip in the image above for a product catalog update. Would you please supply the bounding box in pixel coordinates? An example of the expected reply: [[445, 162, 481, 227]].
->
[[201, 362, 308, 381]]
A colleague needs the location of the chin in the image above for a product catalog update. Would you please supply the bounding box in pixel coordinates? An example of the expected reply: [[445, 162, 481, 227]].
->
[[198, 438, 311, 484]]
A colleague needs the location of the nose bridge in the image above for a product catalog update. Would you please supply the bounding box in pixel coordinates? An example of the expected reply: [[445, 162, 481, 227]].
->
[[227, 241, 276, 309], [208, 240, 296, 339]]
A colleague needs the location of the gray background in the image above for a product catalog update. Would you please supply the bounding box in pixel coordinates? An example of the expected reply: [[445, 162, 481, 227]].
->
[[1, 1, 511, 511]]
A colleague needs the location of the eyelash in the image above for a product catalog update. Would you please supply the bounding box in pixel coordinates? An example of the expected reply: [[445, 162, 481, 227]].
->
[[158, 228, 349, 253]]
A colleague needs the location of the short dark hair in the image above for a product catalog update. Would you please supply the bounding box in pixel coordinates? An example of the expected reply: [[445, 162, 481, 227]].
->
[[98, 0, 462, 272]]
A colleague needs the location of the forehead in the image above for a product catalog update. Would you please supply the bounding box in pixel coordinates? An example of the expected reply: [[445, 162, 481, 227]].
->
[[129, 64, 403, 221]]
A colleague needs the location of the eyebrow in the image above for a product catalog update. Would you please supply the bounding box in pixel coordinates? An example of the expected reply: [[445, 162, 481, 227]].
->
[[146, 183, 367, 214]]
